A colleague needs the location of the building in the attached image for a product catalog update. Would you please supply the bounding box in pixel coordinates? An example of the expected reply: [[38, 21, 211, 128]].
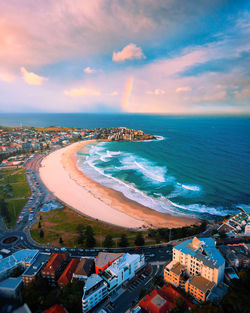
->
[[0, 249, 39, 281], [139, 284, 192, 313], [164, 237, 225, 302], [43, 304, 68, 313], [102, 253, 145, 293], [73, 258, 94, 281], [245, 222, 250, 236], [22, 252, 50, 285], [219, 243, 250, 268], [0, 277, 23, 300], [57, 258, 80, 288], [41, 253, 68, 285], [82, 274, 108, 313], [185, 276, 215, 302], [95, 252, 124, 274]]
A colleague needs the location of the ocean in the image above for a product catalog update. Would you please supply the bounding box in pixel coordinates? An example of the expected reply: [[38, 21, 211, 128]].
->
[[1, 113, 250, 219]]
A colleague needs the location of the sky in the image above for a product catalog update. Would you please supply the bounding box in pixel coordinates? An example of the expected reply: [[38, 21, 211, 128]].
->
[[0, 0, 250, 114]]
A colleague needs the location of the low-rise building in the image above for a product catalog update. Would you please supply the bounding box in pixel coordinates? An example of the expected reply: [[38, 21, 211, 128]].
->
[[22, 252, 50, 285], [0, 277, 23, 300], [185, 276, 215, 302], [57, 258, 80, 288], [82, 274, 108, 313], [219, 243, 250, 268], [41, 253, 68, 285], [95, 252, 124, 274], [73, 258, 94, 281], [0, 249, 39, 281]]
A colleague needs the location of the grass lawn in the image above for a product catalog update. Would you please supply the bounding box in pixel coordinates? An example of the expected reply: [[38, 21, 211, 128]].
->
[[0, 168, 29, 228], [31, 207, 155, 248], [6, 199, 27, 228]]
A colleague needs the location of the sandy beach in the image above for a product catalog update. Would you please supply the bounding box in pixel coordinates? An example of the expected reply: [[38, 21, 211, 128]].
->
[[39, 141, 198, 229]]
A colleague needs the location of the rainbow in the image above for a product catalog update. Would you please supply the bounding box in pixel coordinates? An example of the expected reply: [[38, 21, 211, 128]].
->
[[122, 77, 134, 111]]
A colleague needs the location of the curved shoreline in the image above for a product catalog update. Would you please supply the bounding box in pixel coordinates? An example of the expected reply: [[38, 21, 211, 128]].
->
[[39, 141, 198, 229]]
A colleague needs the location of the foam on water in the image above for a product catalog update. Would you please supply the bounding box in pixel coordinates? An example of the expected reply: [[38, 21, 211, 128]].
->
[[76, 142, 239, 219]]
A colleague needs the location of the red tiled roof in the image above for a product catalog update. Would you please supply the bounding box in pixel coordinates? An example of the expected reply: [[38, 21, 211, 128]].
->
[[57, 258, 80, 286], [42, 253, 68, 274], [139, 289, 174, 313], [139, 284, 193, 313], [43, 304, 68, 313]]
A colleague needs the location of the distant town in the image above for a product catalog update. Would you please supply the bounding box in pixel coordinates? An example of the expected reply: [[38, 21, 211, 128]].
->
[[0, 126, 249, 313], [0, 126, 156, 166]]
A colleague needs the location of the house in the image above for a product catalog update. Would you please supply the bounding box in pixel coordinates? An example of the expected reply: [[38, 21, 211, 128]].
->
[[73, 258, 94, 281], [57, 258, 80, 288]]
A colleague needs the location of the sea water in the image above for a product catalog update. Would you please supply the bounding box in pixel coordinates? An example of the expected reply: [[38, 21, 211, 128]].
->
[[1, 113, 250, 219]]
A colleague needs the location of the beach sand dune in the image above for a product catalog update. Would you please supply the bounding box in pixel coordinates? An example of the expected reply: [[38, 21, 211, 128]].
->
[[39, 141, 198, 229]]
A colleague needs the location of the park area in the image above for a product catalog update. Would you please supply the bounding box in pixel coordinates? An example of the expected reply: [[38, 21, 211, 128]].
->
[[31, 206, 153, 248], [0, 167, 30, 228]]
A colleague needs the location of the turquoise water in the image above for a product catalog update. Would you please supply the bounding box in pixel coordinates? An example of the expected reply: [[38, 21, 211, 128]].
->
[[1, 113, 250, 219]]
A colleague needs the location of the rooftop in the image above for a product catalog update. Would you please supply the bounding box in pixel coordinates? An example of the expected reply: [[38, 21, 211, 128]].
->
[[0, 249, 39, 276], [95, 252, 123, 268], [151, 294, 166, 308], [0, 277, 22, 290], [174, 237, 225, 269], [74, 258, 94, 277], [84, 273, 103, 292], [22, 252, 50, 277], [188, 275, 215, 293], [42, 253, 67, 273], [58, 258, 79, 285]]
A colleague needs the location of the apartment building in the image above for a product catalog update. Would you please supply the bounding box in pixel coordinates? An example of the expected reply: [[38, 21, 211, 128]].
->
[[102, 253, 145, 293], [73, 258, 94, 281], [22, 252, 50, 285], [82, 274, 108, 313], [164, 237, 225, 302], [41, 253, 68, 285]]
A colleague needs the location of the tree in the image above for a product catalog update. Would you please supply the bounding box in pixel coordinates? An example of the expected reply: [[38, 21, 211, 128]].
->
[[103, 234, 114, 248], [172, 297, 188, 313], [119, 234, 129, 247], [59, 237, 63, 244], [76, 224, 85, 245], [85, 226, 96, 248], [0, 198, 10, 224], [135, 233, 145, 246], [40, 229, 44, 238]]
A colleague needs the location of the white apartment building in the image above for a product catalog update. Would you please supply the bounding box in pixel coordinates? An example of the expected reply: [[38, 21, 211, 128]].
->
[[102, 253, 145, 293], [82, 274, 108, 313]]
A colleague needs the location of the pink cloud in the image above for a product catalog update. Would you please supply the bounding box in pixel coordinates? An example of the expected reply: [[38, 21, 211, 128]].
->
[[112, 43, 145, 62]]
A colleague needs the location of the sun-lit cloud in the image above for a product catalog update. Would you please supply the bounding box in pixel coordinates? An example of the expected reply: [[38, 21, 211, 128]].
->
[[113, 44, 145, 62], [64, 87, 101, 97], [84, 67, 96, 74], [109, 91, 119, 96], [146, 89, 165, 95], [176, 86, 191, 93], [20, 67, 47, 85], [0, 71, 15, 83]]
